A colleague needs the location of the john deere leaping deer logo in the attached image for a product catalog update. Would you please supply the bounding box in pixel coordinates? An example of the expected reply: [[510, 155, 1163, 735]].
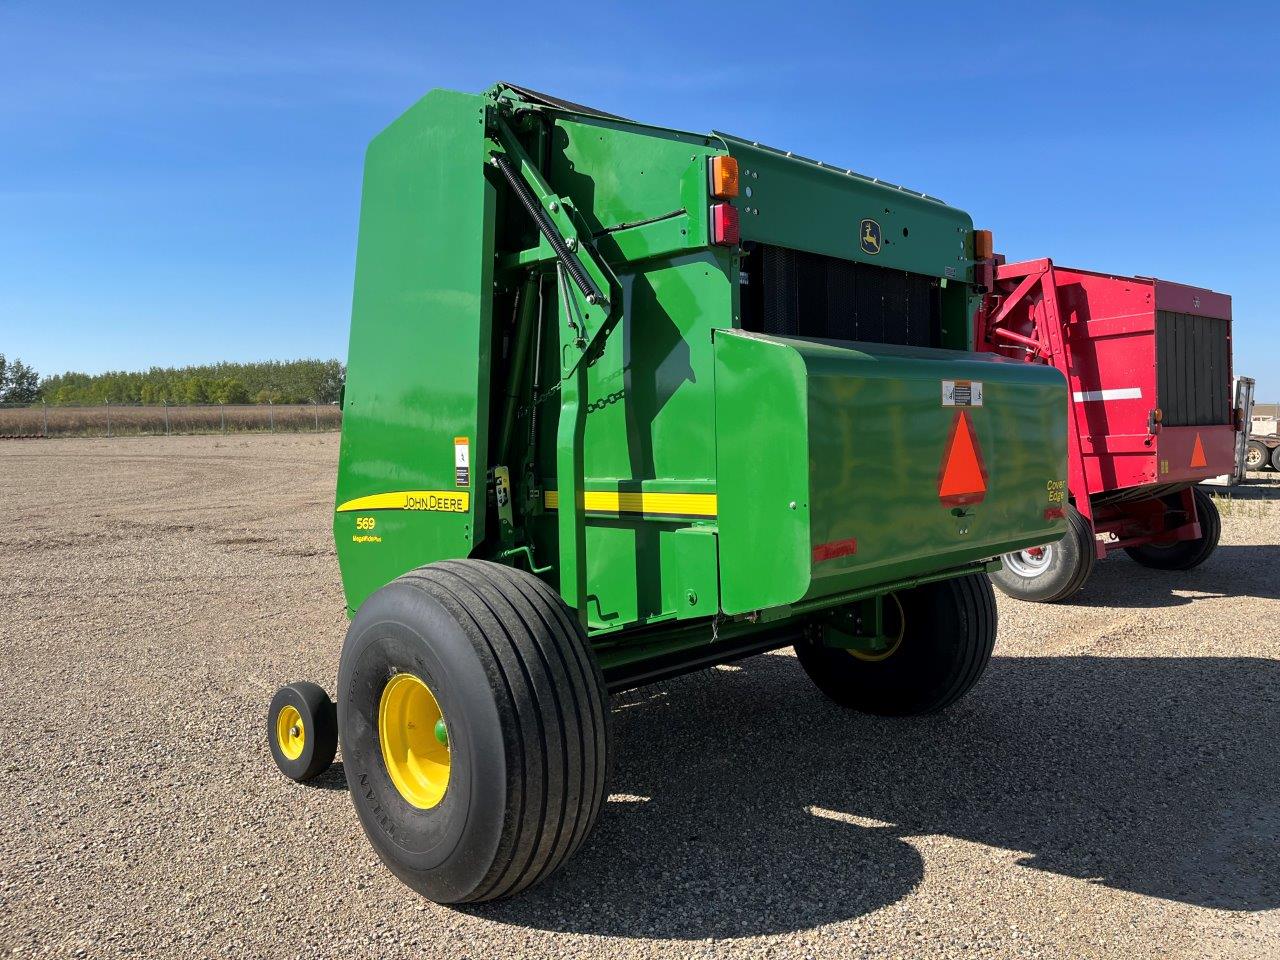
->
[[860, 218, 881, 255]]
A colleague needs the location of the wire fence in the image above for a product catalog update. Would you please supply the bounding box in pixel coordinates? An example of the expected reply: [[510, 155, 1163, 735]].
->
[[0, 401, 342, 439]]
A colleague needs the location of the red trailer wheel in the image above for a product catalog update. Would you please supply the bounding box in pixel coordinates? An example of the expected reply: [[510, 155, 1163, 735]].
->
[[1270, 445, 1280, 473], [1124, 488, 1221, 571], [989, 503, 1095, 603]]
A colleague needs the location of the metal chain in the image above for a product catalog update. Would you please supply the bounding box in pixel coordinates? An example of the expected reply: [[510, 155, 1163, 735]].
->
[[516, 380, 561, 418], [585, 389, 624, 414]]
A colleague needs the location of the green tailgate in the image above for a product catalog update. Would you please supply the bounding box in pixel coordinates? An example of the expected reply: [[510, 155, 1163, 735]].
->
[[333, 90, 495, 612], [714, 330, 1068, 614]]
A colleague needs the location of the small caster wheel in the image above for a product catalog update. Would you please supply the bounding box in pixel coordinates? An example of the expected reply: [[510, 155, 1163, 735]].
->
[[268, 681, 337, 782]]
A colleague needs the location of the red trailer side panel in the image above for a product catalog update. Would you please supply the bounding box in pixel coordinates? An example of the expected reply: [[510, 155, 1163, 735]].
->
[[976, 259, 1236, 555]]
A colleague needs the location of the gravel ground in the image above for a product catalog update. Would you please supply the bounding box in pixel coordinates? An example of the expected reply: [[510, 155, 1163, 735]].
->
[[1, 434, 1278, 959]]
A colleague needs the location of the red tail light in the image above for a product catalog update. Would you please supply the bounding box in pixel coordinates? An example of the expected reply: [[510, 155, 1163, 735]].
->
[[710, 202, 739, 246]]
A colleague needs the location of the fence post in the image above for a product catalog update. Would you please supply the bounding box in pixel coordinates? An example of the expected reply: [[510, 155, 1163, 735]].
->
[[164, 400, 170, 436], [106, 400, 111, 438], [221, 402, 226, 434], [313, 400, 319, 431], [269, 400, 275, 432], [42, 399, 48, 438]]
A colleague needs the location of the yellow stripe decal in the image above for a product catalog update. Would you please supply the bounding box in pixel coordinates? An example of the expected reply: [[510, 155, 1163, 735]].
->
[[543, 490, 716, 517], [337, 491, 470, 513]]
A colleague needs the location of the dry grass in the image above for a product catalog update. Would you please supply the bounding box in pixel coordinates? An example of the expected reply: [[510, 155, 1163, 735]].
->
[[0, 403, 340, 438]]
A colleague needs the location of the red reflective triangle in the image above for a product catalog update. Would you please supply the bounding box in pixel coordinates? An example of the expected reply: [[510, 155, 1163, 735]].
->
[[1190, 433, 1207, 468], [938, 410, 988, 506]]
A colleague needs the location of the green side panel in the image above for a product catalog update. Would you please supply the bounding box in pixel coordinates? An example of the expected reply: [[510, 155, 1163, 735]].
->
[[713, 333, 813, 611], [529, 249, 733, 633], [668, 526, 719, 620], [583, 250, 727, 480], [333, 90, 495, 612], [547, 116, 716, 254], [723, 137, 974, 284], [715, 331, 1068, 615]]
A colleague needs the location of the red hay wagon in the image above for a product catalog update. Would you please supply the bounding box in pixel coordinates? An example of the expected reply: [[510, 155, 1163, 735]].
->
[[974, 254, 1239, 601]]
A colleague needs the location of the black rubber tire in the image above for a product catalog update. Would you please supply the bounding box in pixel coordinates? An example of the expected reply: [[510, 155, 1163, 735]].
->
[[793, 573, 997, 716], [337, 559, 610, 904], [989, 502, 1095, 603], [1270, 444, 1280, 472], [1123, 488, 1221, 571], [268, 681, 338, 783], [1246, 440, 1268, 471]]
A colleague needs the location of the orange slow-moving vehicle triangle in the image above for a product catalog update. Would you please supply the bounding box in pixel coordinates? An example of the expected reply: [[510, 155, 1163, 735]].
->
[[1190, 433, 1207, 468], [938, 411, 988, 506]]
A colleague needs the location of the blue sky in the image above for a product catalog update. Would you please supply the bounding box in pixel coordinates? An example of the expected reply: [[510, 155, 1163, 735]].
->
[[2, 2, 1278, 396]]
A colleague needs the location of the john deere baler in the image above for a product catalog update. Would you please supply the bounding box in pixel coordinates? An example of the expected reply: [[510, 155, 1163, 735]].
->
[[267, 83, 1068, 903]]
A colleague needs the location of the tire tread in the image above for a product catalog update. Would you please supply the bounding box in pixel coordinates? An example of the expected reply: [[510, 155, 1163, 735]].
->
[[398, 560, 609, 902]]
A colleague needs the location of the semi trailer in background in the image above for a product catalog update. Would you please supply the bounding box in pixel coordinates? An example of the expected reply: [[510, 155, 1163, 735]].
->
[[1203, 375, 1255, 484]]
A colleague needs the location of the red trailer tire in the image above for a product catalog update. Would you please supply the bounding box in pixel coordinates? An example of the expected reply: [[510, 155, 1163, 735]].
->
[[1270, 444, 1280, 472], [988, 503, 1095, 603], [1123, 488, 1221, 571]]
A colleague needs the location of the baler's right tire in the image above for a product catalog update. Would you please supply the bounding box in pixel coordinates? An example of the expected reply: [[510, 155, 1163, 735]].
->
[[1270, 445, 1280, 472], [337, 559, 610, 904], [1246, 440, 1268, 471], [794, 573, 996, 716], [989, 502, 1095, 603]]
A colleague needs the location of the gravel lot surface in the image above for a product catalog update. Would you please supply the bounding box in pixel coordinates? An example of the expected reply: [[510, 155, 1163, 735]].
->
[[2, 435, 1278, 959]]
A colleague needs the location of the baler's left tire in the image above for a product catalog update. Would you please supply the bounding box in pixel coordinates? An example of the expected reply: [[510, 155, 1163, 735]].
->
[[268, 681, 338, 783], [794, 573, 996, 716], [337, 559, 610, 904], [1124, 488, 1221, 571]]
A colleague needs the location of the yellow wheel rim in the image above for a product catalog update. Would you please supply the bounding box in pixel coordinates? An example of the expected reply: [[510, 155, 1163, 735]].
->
[[276, 704, 305, 761], [847, 593, 907, 662], [379, 672, 450, 809]]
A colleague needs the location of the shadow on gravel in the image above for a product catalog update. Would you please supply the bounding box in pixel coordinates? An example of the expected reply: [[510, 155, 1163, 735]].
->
[[309, 760, 349, 792], [475, 653, 1280, 939], [1072, 544, 1280, 608]]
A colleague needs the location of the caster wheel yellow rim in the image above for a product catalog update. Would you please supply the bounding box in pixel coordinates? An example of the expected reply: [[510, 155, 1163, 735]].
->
[[275, 704, 305, 760]]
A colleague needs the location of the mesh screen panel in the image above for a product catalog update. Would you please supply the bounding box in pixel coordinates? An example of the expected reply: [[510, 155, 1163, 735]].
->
[[1155, 310, 1230, 427], [742, 244, 940, 347]]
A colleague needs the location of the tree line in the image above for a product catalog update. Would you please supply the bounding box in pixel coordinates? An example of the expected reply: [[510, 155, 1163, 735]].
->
[[0, 355, 40, 403], [0, 356, 345, 406]]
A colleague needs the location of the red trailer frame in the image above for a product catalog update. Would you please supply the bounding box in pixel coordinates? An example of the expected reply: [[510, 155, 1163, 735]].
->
[[975, 256, 1238, 597]]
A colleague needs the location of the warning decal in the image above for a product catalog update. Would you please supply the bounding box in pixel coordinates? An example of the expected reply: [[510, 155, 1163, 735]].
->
[[1190, 433, 1207, 469], [942, 380, 983, 407], [938, 410, 989, 506], [455, 436, 470, 487]]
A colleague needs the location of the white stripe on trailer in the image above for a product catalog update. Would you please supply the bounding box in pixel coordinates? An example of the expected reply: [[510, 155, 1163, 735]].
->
[[1072, 387, 1143, 402]]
